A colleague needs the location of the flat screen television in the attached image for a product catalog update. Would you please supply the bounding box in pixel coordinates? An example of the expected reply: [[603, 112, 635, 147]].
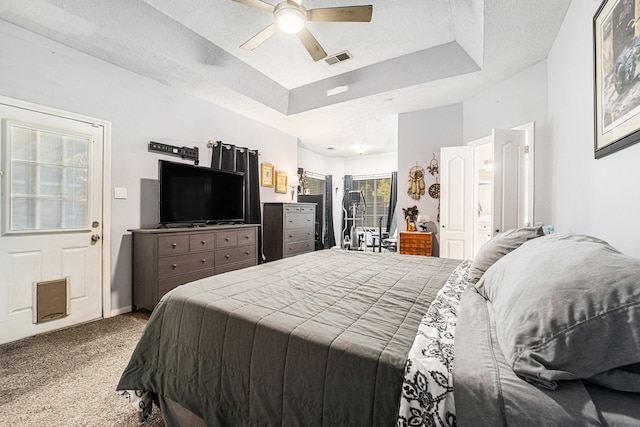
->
[[159, 160, 245, 225]]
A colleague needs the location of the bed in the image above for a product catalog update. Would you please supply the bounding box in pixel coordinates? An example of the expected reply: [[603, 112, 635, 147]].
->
[[118, 230, 640, 426]]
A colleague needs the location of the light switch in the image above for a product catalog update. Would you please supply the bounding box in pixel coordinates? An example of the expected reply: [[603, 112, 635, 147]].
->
[[114, 187, 127, 199]]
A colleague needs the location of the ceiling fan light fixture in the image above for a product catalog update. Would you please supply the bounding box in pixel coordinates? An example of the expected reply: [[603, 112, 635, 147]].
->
[[274, 4, 306, 34]]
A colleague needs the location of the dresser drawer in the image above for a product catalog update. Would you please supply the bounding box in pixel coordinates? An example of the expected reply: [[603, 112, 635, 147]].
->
[[284, 205, 301, 213], [189, 232, 216, 252], [185, 251, 216, 272], [402, 238, 432, 248], [284, 240, 314, 257], [158, 235, 190, 256], [158, 253, 190, 277], [237, 228, 257, 246], [158, 251, 215, 278], [216, 231, 238, 248], [215, 245, 257, 266], [284, 228, 314, 243], [285, 213, 314, 229]]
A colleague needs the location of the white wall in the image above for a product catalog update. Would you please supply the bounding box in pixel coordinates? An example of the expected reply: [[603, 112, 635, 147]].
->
[[0, 21, 298, 313], [398, 104, 464, 227], [463, 60, 551, 224], [548, 0, 640, 257]]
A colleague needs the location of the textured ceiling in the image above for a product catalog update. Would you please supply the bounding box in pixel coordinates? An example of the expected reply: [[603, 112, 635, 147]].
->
[[0, 0, 572, 157]]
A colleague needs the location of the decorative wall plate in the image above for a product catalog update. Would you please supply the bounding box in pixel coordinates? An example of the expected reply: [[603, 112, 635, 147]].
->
[[428, 182, 440, 199]]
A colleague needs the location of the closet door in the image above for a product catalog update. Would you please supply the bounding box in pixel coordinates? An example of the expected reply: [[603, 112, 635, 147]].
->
[[440, 146, 474, 259], [492, 129, 528, 235]]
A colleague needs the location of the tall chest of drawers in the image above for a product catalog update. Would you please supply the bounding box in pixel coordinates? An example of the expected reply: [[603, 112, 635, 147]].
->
[[262, 202, 316, 261], [130, 224, 259, 311]]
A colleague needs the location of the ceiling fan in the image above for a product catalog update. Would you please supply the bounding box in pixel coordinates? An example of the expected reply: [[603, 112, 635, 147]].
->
[[232, 0, 373, 61]]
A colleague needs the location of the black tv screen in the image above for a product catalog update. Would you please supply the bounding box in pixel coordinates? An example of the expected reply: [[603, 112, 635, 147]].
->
[[159, 160, 245, 225]]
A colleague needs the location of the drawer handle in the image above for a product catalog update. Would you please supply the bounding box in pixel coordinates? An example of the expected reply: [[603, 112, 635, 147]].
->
[[244, 235, 250, 239], [201, 259, 206, 264], [225, 237, 230, 242], [201, 240, 206, 245], [225, 254, 230, 259], [288, 234, 293, 238], [172, 263, 177, 269], [171, 243, 177, 249], [244, 251, 250, 255]]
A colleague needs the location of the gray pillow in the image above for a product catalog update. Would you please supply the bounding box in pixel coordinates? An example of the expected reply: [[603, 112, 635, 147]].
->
[[475, 233, 640, 392], [467, 226, 544, 284]]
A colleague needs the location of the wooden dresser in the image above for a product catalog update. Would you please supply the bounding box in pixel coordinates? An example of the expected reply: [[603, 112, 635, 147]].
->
[[399, 231, 432, 256], [130, 224, 259, 311], [262, 202, 315, 261]]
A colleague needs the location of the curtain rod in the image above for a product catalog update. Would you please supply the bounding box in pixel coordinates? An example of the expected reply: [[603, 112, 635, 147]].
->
[[304, 171, 326, 180], [207, 140, 260, 156], [352, 173, 393, 180]]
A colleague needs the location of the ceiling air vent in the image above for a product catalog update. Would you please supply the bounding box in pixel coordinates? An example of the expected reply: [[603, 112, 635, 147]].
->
[[325, 51, 353, 65]]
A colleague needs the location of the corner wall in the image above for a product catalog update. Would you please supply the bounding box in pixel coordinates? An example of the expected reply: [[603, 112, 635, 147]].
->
[[463, 60, 551, 224], [0, 21, 299, 313], [398, 104, 464, 227], [548, 0, 640, 257]]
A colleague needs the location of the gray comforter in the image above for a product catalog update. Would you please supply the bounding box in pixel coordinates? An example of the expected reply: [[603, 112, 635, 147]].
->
[[117, 249, 461, 426]]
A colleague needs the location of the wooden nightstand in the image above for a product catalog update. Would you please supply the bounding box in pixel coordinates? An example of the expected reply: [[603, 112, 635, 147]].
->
[[399, 232, 432, 256]]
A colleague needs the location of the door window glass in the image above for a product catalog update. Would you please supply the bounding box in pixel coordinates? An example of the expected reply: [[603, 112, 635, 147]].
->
[[4, 121, 91, 232]]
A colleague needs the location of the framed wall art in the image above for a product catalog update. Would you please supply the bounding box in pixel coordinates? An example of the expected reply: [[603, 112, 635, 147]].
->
[[261, 163, 274, 187], [275, 171, 287, 194], [594, 0, 640, 158]]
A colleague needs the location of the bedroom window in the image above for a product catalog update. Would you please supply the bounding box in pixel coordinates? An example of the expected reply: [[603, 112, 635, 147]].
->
[[3, 121, 92, 233], [352, 174, 391, 228]]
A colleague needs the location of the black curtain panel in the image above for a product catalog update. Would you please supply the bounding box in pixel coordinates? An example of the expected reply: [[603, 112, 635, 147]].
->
[[386, 171, 398, 234], [211, 142, 236, 171], [342, 175, 353, 244], [211, 141, 263, 260], [323, 175, 336, 248]]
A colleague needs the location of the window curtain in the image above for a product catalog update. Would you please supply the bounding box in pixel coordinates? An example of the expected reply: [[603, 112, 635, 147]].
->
[[323, 175, 336, 248], [386, 171, 398, 235], [342, 175, 353, 246], [210, 141, 262, 259]]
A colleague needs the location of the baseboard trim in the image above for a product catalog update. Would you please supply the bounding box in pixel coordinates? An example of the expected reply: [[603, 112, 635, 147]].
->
[[109, 305, 133, 317]]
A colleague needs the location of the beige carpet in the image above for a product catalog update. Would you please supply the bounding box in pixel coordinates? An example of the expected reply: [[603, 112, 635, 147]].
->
[[0, 312, 165, 426]]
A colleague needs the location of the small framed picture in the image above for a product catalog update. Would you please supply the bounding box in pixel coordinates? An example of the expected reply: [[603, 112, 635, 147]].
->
[[261, 163, 274, 187], [275, 171, 287, 193]]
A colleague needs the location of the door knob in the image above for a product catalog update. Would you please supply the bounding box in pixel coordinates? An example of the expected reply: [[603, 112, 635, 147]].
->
[[91, 234, 101, 242]]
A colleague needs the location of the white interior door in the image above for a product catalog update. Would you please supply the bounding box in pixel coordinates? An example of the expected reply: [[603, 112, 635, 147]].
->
[[492, 128, 528, 235], [440, 146, 474, 259], [0, 103, 104, 344]]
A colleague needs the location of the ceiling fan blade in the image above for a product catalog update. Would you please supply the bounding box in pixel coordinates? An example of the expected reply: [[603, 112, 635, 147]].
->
[[307, 5, 373, 22], [297, 27, 327, 61], [240, 23, 279, 51], [232, 0, 275, 13]]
